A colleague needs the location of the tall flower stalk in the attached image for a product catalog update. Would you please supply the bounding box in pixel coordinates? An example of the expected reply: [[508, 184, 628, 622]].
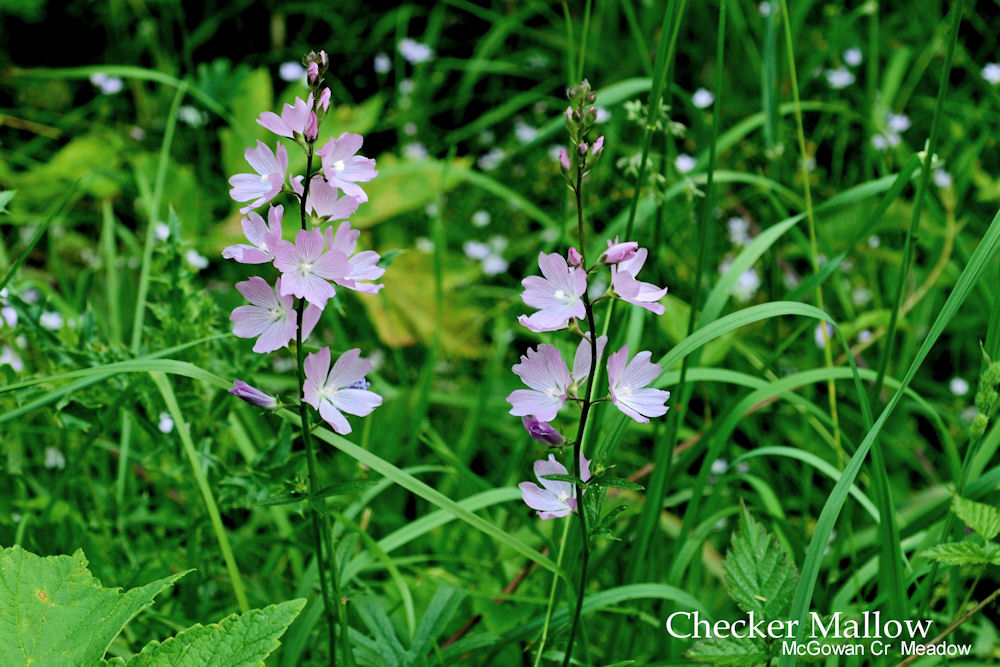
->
[[223, 50, 383, 665], [509, 80, 670, 665]]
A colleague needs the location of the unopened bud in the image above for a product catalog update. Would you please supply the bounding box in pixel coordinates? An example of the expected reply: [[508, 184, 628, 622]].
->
[[585, 91, 596, 104], [229, 380, 278, 409], [585, 107, 597, 123], [567, 86, 579, 101], [601, 240, 639, 265], [591, 135, 605, 158], [558, 148, 570, 171], [522, 416, 566, 446], [304, 112, 319, 142], [578, 142, 588, 156], [307, 62, 320, 85], [567, 247, 583, 267], [971, 413, 989, 439], [318, 87, 331, 112]]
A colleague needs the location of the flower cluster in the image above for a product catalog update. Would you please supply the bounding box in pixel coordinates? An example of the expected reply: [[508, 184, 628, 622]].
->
[[511, 80, 671, 519], [223, 49, 384, 435]]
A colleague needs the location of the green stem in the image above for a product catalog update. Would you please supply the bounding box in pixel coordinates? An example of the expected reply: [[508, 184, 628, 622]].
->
[[533, 517, 572, 667]]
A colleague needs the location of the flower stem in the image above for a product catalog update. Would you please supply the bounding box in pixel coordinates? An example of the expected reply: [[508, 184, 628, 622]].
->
[[295, 149, 346, 665], [533, 516, 572, 667], [562, 162, 597, 667]]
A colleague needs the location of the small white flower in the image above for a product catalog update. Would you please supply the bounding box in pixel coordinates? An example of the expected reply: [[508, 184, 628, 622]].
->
[[279, 61, 306, 83], [424, 202, 439, 218], [398, 38, 434, 64], [403, 143, 428, 161], [857, 329, 873, 343], [471, 210, 491, 227], [22, 288, 40, 304], [185, 249, 208, 270], [949, 377, 970, 396], [463, 241, 490, 260], [477, 148, 505, 172], [398, 78, 415, 96], [594, 107, 611, 123], [982, 63, 1000, 85], [867, 235, 880, 248], [540, 227, 560, 243], [514, 122, 538, 144], [129, 126, 145, 141], [692, 88, 714, 109], [90, 73, 124, 95], [177, 105, 206, 127], [44, 447, 66, 470], [482, 254, 508, 276], [887, 113, 911, 133], [374, 52, 392, 74], [0, 345, 23, 372], [403, 122, 418, 136], [736, 462, 750, 474], [478, 129, 495, 145], [825, 68, 855, 89], [415, 237, 435, 253], [844, 48, 863, 67], [758, 1, 772, 16], [852, 286, 872, 306], [814, 322, 834, 348], [158, 412, 174, 434], [711, 458, 728, 475], [675, 153, 696, 174], [1, 306, 16, 328], [40, 311, 63, 331], [154, 222, 171, 241], [933, 168, 952, 188], [732, 269, 761, 303]]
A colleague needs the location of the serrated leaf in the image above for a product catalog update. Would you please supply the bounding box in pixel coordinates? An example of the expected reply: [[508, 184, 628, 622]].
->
[[125, 599, 305, 666], [0, 545, 186, 665], [951, 496, 1000, 541], [921, 541, 991, 566], [722, 509, 799, 620], [687, 637, 770, 666]]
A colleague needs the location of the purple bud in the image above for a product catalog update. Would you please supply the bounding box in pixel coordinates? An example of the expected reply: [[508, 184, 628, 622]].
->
[[522, 416, 565, 446], [578, 142, 588, 156], [558, 148, 570, 171], [304, 112, 319, 142], [318, 87, 331, 112], [564, 107, 574, 123], [567, 247, 583, 267], [601, 240, 639, 265], [591, 135, 605, 157], [308, 62, 320, 85], [229, 380, 277, 409], [320, 50, 328, 67], [585, 107, 597, 123]]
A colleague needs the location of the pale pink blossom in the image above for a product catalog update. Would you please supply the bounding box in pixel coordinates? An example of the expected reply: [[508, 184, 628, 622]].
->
[[293, 175, 363, 221], [567, 247, 583, 267], [611, 248, 668, 315], [303, 347, 382, 434], [273, 229, 351, 307], [230, 276, 321, 353], [607, 345, 670, 423], [257, 95, 313, 139], [228, 141, 288, 214], [325, 223, 385, 294], [571, 334, 608, 387], [317, 133, 378, 202], [519, 454, 592, 519], [600, 238, 639, 265], [518, 252, 587, 332], [222, 205, 284, 264], [507, 344, 572, 421]]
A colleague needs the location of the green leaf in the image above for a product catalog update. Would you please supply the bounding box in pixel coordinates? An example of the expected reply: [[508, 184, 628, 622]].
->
[[353, 596, 409, 664], [125, 599, 305, 666], [595, 477, 644, 491], [408, 585, 466, 657], [951, 496, 1000, 541], [0, 189, 14, 213], [921, 542, 991, 566], [540, 473, 587, 486], [723, 509, 799, 620], [687, 637, 770, 666], [0, 545, 186, 665]]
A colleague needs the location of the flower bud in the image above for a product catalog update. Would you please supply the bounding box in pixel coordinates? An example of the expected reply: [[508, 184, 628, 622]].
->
[[601, 240, 639, 265], [971, 413, 989, 439], [558, 148, 571, 171], [585, 91, 596, 104], [976, 387, 998, 413], [308, 62, 320, 85], [567, 86, 579, 101], [522, 416, 566, 446], [318, 87, 332, 112], [304, 111, 319, 142], [229, 380, 277, 409], [567, 247, 583, 267], [585, 107, 598, 124], [578, 142, 588, 156], [591, 135, 605, 158]]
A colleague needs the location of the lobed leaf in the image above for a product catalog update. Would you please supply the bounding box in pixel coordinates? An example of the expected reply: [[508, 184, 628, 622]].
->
[[723, 509, 799, 620]]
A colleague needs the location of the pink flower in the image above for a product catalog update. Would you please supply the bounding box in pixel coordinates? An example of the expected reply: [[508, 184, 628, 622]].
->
[[273, 229, 352, 307], [229, 380, 278, 408], [318, 87, 331, 112], [558, 148, 570, 170], [507, 344, 572, 421], [256, 95, 313, 139], [518, 454, 592, 519], [293, 175, 363, 221], [521, 416, 565, 446], [600, 238, 639, 265], [317, 133, 378, 202], [567, 247, 583, 267], [230, 276, 321, 353], [517, 252, 587, 332], [222, 205, 284, 264], [325, 223, 385, 294], [303, 347, 382, 434], [611, 248, 668, 315], [591, 136, 605, 158], [571, 333, 608, 388], [228, 141, 288, 214], [606, 345, 670, 423]]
